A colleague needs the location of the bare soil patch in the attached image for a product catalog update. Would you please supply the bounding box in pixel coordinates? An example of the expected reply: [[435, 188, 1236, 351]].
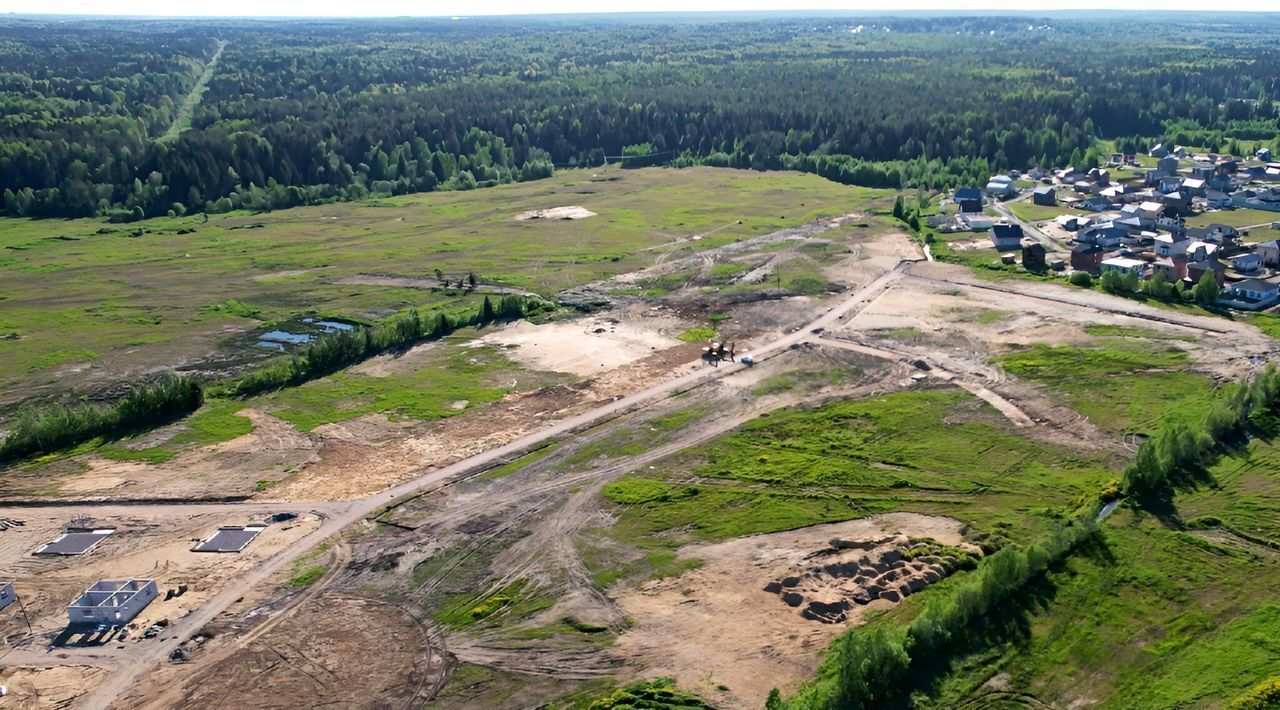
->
[[611, 513, 967, 707], [473, 310, 684, 377], [0, 665, 108, 708], [151, 595, 434, 710], [514, 205, 597, 221]]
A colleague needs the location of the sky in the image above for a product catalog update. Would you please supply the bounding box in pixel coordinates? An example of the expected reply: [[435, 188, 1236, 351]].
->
[[7, 0, 1275, 16]]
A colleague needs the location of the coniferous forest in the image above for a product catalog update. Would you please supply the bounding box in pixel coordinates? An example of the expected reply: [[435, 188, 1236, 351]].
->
[[3, 12, 1280, 219]]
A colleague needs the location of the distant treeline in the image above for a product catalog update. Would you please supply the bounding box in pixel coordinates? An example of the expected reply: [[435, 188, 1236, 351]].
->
[[0, 295, 545, 463], [0, 374, 202, 464], [4, 15, 1280, 219]]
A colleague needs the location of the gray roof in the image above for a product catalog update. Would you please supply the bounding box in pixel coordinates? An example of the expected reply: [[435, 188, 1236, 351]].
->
[[1232, 278, 1278, 292]]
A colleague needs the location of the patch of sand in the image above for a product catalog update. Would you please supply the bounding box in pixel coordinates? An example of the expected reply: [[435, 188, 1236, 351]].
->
[[611, 513, 967, 707], [474, 318, 681, 377], [0, 666, 108, 708], [513, 205, 597, 221]]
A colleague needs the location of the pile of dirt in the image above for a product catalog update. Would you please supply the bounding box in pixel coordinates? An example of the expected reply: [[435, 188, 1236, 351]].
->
[[762, 535, 962, 623], [514, 206, 597, 220]]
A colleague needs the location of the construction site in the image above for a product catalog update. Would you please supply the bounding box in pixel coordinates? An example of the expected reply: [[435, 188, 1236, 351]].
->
[[2, 169, 1279, 709]]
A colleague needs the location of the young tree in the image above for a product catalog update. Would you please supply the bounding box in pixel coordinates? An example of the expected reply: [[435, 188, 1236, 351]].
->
[[1192, 271, 1221, 305]]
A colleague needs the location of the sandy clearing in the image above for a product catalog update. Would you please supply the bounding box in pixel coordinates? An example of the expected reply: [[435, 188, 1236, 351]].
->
[[473, 316, 683, 377], [250, 269, 310, 281], [0, 666, 109, 708], [0, 510, 322, 649], [35, 410, 316, 501], [514, 205, 597, 220], [611, 513, 967, 707]]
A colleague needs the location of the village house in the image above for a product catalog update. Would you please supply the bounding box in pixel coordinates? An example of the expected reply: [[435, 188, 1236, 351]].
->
[[1022, 242, 1047, 272], [1182, 177, 1207, 196], [1256, 240, 1280, 268], [1070, 243, 1106, 275], [1187, 258, 1228, 287], [986, 175, 1016, 198], [1081, 196, 1113, 212], [1221, 278, 1280, 309], [1101, 257, 1148, 277], [1228, 252, 1262, 273], [1077, 222, 1126, 248], [954, 187, 984, 214], [1187, 224, 1239, 245], [1154, 232, 1191, 258], [1032, 186, 1056, 206], [990, 222, 1024, 250]]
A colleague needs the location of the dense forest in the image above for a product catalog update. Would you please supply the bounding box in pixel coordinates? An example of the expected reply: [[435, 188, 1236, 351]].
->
[[2, 13, 1280, 219]]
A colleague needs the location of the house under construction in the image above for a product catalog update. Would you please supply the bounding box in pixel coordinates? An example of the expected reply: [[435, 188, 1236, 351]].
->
[[66, 579, 157, 627]]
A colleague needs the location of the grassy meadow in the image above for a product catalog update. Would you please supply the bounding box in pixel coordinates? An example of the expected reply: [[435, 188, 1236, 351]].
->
[[995, 339, 1217, 435], [0, 167, 889, 406], [597, 387, 1115, 558]]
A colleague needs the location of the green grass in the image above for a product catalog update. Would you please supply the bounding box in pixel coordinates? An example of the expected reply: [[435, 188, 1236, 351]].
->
[[1006, 199, 1080, 223], [32, 399, 255, 466], [1082, 324, 1196, 341], [256, 339, 564, 431], [288, 565, 328, 587], [433, 580, 554, 630], [0, 167, 886, 405], [600, 388, 1112, 548], [1188, 208, 1280, 230], [995, 341, 1216, 434], [916, 510, 1280, 709], [750, 366, 861, 396], [676, 326, 717, 343], [477, 443, 560, 481]]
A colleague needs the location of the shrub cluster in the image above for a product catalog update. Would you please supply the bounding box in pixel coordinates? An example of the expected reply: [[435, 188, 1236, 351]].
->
[[1122, 365, 1280, 495], [0, 375, 203, 463]]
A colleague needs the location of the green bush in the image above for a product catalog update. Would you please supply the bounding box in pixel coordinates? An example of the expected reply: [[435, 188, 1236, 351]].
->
[[1229, 677, 1280, 710], [0, 374, 203, 463], [1068, 271, 1092, 287]]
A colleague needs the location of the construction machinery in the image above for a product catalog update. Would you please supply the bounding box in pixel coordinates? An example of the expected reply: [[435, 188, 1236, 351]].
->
[[701, 341, 736, 366]]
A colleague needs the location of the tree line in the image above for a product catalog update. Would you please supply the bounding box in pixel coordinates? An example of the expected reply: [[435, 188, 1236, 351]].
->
[[0, 295, 545, 462], [3, 15, 1280, 219], [0, 374, 202, 464]]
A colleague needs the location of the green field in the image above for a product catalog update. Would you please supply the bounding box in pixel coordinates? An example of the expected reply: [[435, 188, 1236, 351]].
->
[[598, 388, 1113, 553], [0, 167, 888, 405], [1188, 208, 1280, 229], [913, 429, 1280, 709], [995, 340, 1217, 435], [1006, 198, 1080, 224]]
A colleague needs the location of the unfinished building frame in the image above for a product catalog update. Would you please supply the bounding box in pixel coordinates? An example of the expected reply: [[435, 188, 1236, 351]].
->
[[66, 579, 158, 627]]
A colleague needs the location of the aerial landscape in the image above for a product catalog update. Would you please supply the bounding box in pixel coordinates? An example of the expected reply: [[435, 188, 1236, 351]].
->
[[2, 7, 1280, 709]]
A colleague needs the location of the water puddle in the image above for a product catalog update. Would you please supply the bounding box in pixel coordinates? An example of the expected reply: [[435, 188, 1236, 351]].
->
[[250, 317, 359, 351]]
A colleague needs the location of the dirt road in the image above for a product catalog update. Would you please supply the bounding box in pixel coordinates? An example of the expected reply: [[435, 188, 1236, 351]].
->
[[63, 259, 919, 710]]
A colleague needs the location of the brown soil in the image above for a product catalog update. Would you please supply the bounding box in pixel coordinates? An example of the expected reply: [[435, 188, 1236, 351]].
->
[[610, 514, 968, 707], [0, 666, 109, 708], [133, 595, 437, 710]]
